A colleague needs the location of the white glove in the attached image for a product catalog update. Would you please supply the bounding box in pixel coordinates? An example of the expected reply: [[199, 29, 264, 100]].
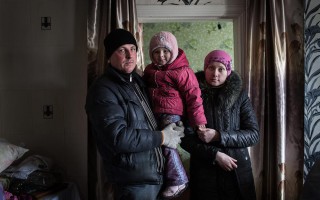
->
[[161, 122, 185, 149]]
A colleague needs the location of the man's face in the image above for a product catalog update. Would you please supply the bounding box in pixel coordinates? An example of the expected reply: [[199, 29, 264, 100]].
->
[[110, 44, 137, 73]]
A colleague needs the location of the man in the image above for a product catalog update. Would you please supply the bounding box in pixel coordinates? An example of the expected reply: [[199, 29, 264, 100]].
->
[[85, 29, 185, 200]]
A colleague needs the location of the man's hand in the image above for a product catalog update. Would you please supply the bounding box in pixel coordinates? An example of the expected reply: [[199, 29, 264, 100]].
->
[[162, 123, 185, 149], [215, 151, 237, 171]]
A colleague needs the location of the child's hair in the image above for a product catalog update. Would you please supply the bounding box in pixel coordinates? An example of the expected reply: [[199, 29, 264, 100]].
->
[[149, 31, 178, 64]]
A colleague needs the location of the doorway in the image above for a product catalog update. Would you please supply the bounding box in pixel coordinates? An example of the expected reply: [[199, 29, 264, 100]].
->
[[142, 21, 234, 72]]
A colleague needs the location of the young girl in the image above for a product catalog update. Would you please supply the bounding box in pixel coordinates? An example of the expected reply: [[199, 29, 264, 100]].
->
[[144, 31, 207, 199]]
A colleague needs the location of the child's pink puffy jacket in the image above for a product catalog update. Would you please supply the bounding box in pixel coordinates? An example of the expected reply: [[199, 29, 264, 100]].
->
[[144, 48, 207, 127]]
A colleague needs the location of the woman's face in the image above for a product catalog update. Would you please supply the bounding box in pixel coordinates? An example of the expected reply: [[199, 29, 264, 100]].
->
[[152, 47, 172, 66], [205, 61, 228, 87]]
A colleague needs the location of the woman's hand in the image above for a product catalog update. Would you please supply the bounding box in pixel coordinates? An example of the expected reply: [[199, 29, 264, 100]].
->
[[215, 151, 237, 171], [197, 127, 220, 143]]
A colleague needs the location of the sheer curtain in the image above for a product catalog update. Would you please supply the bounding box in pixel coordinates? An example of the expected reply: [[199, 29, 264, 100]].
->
[[245, 0, 304, 199], [87, 0, 142, 199]]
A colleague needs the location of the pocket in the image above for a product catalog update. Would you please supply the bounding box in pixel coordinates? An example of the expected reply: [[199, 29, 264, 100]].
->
[[113, 153, 134, 169], [113, 152, 155, 170], [237, 149, 252, 168], [112, 151, 160, 184]]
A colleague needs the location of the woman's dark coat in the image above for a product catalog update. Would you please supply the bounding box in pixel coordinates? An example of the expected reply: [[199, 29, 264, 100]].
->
[[181, 71, 259, 200], [85, 66, 164, 185]]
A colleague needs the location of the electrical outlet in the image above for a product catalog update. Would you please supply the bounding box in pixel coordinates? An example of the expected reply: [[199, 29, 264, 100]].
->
[[41, 17, 51, 30], [43, 105, 53, 119]]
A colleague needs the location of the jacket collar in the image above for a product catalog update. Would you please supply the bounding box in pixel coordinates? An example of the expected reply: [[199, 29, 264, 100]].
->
[[105, 65, 146, 87], [146, 48, 189, 71], [196, 71, 242, 109]]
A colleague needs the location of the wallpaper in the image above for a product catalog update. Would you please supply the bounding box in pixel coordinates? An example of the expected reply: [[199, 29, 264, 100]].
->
[[304, 0, 320, 178], [143, 21, 234, 72]]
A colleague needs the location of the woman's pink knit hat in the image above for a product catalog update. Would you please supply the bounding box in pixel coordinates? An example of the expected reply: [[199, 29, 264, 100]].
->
[[149, 31, 178, 64], [204, 50, 232, 76]]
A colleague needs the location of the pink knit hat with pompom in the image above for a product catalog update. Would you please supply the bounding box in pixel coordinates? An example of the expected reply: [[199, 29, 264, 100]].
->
[[204, 50, 232, 76], [149, 31, 178, 64]]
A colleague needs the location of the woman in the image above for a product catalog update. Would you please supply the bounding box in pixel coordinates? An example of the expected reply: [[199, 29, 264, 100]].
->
[[181, 50, 259, 200]]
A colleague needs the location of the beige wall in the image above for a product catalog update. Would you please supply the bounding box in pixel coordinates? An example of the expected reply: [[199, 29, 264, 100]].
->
[[0, 0, 87, 199]]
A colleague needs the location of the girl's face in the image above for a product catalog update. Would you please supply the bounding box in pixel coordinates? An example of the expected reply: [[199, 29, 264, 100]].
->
[[152, 47, 172, 66], [205, 61, 228, 87]]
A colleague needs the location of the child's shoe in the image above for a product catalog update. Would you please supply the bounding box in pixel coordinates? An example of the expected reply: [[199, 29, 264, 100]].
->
[[161, 183, 188, 199]]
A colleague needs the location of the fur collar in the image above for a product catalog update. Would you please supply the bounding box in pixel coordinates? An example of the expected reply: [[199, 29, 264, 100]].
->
[[195, 71, 243, 109]]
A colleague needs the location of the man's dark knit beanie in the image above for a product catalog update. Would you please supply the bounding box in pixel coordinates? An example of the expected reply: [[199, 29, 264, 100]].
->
[[104, 29, 138, 59]]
